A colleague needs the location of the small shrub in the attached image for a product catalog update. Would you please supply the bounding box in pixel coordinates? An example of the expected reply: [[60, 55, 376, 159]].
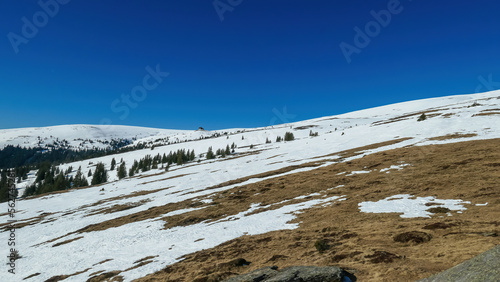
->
[[365, 251, 401, 263], [314, 239, 329, 252], [393, 231, 432, 244], [417, 113, 427, 122], [427, 207, 451, 214]]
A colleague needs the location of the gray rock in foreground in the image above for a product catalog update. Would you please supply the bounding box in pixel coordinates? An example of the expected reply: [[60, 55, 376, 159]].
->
[[224, 265, 355, 282], [419, 245, 500, 282]]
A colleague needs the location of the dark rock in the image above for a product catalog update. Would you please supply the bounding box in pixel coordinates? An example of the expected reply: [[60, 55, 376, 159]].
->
[[223, 265, 355, 282], [418, 245, 500, 282]]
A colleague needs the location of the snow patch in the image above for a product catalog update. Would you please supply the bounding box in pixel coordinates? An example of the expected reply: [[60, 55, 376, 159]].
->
[[358, 194, 471, 218]]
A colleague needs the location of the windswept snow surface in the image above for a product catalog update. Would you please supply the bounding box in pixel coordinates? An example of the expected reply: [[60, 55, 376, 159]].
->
[[2, 90, 500, 281], [358, 194, 471, 218]]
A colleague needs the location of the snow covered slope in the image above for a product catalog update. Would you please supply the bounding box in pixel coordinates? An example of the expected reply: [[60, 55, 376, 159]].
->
[[0, 125, 194, 150], [1, 90, 500, 282]]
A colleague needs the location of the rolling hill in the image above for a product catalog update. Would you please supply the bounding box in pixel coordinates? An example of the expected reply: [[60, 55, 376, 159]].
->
[[1, 90, 500, 281]]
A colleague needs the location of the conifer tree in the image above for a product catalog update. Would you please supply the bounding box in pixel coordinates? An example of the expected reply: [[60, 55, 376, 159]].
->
[[284, 132, 295, 141], [91, 162, 107, 185], [117, 162, 127, 179], [206, 146, 214, 159]]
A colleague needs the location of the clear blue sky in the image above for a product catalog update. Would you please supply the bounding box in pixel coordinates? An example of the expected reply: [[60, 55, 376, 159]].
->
[[1, 0, 499, 130]]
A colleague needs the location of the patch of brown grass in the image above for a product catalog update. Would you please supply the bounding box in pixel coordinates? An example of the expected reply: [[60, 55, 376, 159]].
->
[[428, 133, 478, 141], [52, 236, 83, 247], [134, 138, 500, 282], [472, 112, 500, 117]]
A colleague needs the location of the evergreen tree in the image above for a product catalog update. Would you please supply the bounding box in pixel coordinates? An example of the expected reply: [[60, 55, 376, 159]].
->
[[88, 169, 92, 177], [0, 170, 9, 203], [117, 162, 127, 179], [417, 113, 427, 122], [91, 163, 107, 185], [225, 145, 231, 155], [206, 147, 215, 159], [284, 132, 295, 141]]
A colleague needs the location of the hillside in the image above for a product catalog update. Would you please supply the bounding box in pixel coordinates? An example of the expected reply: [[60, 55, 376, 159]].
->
[[1, 90, 500, 281]]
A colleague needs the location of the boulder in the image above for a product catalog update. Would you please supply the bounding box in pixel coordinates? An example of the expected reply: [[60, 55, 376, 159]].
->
[[224, 265, 356, 282], [419, 245, 500, 281]]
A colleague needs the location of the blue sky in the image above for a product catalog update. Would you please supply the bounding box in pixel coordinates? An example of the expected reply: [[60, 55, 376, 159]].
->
[[1, 0, 499, 130]]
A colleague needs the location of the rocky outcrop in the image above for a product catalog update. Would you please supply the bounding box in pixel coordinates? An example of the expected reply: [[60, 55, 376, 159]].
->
[[223, 265, 356, 282], [419, 245, 500, 282]]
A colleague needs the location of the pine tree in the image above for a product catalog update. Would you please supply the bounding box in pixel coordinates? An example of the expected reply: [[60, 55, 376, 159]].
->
[[206, 146, 215, 159], [88, 170, 92, 177], [284, 132, 295, 141], [117, 162, 127, 179], [225, 145, 231, 155], [91, 162, 107, 185]]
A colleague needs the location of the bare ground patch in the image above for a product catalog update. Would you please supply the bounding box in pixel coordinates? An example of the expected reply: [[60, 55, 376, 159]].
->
[[134, 138, 500, 282], [428, 133, 478, 141]]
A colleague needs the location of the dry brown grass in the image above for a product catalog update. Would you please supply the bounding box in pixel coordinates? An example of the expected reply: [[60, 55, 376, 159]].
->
[[428, 133, 478, 141], [472, 112, 500, 117], [371, 109, 443, 126], [133, 138, 500, 282], [52, 236, 83, 247]]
